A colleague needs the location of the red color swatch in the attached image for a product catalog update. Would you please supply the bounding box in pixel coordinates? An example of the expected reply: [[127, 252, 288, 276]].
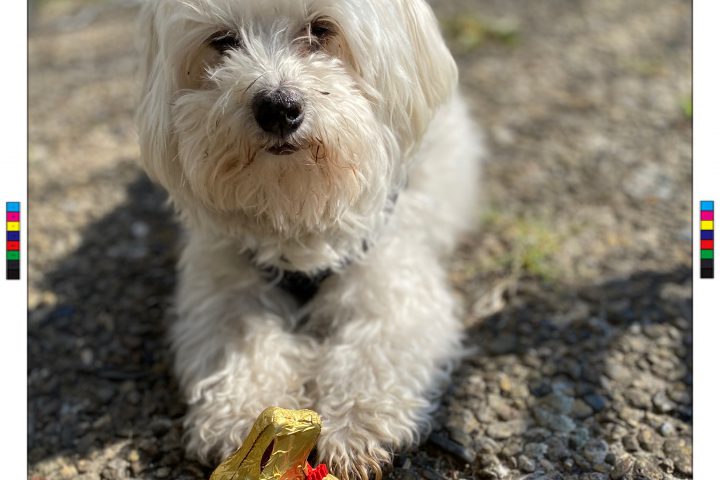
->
[[702, 240, 714, 250]]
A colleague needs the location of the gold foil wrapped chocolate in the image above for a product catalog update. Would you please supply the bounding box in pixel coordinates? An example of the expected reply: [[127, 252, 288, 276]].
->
[[209, 407, 339, 480]]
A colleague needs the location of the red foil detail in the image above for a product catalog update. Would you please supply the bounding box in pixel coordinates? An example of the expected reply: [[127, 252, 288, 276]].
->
[[306, 463, 329, 480]]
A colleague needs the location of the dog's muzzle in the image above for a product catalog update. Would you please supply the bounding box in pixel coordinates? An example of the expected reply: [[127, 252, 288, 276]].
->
[[252, 87, 305, 138]]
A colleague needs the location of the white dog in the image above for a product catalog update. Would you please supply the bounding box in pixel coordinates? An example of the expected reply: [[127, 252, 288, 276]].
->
[[136, 0, 483, 478]]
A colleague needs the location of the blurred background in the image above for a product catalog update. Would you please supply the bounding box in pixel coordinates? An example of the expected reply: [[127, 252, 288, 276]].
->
[[28, 1, 691, 479]]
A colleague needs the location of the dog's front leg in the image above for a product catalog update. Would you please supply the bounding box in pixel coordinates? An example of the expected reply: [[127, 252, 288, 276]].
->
[[312, 238, 463, 480], [171, 236, 316, 464]]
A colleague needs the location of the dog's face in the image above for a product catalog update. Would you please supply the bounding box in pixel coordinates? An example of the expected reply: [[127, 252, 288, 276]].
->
[[137, 0, 457, 238]]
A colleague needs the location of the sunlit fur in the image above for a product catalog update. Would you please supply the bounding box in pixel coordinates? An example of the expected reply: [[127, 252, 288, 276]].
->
[[136, 0, 484, 478]]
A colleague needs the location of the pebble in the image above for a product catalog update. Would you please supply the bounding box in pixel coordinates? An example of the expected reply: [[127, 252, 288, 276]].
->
[[621, 434, 639, 452], [518, 455, 536, 473], [571, 400, 594, 419], [80, 348, 94, 366], [663, 438, 692, 475], [541, 392, 575, 415], [651, 391, 674, 413], [632, 458, 663, 480], [524, 442, 548, 459], [624, 388, 651, 409], [658, 422, 674, 437], [487, 419, 526, 440], [582, 439, 609, 465], [637, 429, 661, 452], [568, 427, 590, 450], [533, 407, 575, 433], [545, 437, 569, 461], [610, 456, 634, 479], [155, 467, 171, 478], [583, 394, 607, 412], [605, 363, 632, 383], [487, 394, 516, 421]]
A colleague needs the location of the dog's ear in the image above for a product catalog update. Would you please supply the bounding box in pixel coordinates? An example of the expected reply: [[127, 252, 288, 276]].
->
[[136, 1, 180, 190], [353, 0, 458, 153]]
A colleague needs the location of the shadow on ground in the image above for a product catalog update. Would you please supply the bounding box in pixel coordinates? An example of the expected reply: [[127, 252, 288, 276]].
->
[[28, 173, 209, 479], [29, 170, 692, 480]]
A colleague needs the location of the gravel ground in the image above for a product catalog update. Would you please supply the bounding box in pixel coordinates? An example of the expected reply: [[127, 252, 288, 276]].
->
[[28, 1, 691, 479]]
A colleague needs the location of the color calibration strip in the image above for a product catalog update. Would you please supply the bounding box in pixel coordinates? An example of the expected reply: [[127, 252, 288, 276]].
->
[[701, 200, 714, 279], [6, 202, 20, 280]]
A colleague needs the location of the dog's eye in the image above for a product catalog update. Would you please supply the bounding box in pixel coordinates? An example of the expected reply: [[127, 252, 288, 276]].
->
[[307, 19, 335, 48], [208, 31, 243, 54], [310, 22, 333, 40]]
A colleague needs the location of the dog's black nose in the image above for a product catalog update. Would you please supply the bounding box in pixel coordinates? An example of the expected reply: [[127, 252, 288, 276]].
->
[[252, 88, 305, 136]]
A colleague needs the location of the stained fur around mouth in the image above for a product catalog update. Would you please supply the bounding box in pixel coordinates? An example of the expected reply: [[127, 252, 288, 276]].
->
[[266, 142, 298, 155]]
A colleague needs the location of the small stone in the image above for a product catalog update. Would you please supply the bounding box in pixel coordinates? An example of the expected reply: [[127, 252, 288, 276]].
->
[[571, 400, 594, 419], [582, 474, 608, 480], [632, 458, 663, 480], [582, 439, 609, 465], [477, 452, 497, 468], [130, 462, 143, 477], [75, 460, 90, 474], [546, 437, 570, 461], [101, 459, 129, 480], [533, 407, 575, 433], [518, 455, 536, 473], [487, 394, 516, 421], [659, 422, 674, 437], [622, 434, 639, 452], [568, 427, 590, 450], [155, 467, 171, 478], [664, 438, 692, 475], [487, 419, 525, 440], [80, 348, 94, 366], [617, 406, 642, 427], [625, 388, 651, 409], [610, 456, 634, 480], [500, 437, 523, 458], [127, 450, 140, 463], [541, 392, 575, 414], [428, 433, 476, 463], [498, 374, 513, 394], [638, 429, 661, 452], [131, 221, 150, 238], [652, 391, 674, 413], [59, 464, 77, 479], [583, 394, 607, 412], [605, 363, 632, 383], [524, 442, 548, 459]]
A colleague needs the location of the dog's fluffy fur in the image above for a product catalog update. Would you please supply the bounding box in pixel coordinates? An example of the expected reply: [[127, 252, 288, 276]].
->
[[136, 0, 483, 478]]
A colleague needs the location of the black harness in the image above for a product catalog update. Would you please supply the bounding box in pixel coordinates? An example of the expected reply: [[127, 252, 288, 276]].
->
[[253, 190, 401, 305], [259, 264, 333, 305]]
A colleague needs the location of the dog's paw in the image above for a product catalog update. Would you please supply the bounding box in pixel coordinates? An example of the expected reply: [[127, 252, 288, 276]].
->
[[317, 424, 391, 480], [316, 398, 429, 480]]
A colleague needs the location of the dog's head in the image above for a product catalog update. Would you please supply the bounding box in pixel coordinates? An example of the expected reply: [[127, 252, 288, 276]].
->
[[137, 0, 456, 239]]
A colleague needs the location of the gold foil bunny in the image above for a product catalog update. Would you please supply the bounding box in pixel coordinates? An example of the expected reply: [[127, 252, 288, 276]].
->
[[209, 407, 339, 480]]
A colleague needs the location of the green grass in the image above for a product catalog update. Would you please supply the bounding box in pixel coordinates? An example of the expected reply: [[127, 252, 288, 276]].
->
[[476, 210, 561, 281], [441, 14, 519, 53], [681, 96, 692, 119]]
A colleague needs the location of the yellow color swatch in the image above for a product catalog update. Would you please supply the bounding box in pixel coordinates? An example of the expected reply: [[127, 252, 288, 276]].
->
[[701, 220, 714, 230], [7, 222, 19, 231]]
